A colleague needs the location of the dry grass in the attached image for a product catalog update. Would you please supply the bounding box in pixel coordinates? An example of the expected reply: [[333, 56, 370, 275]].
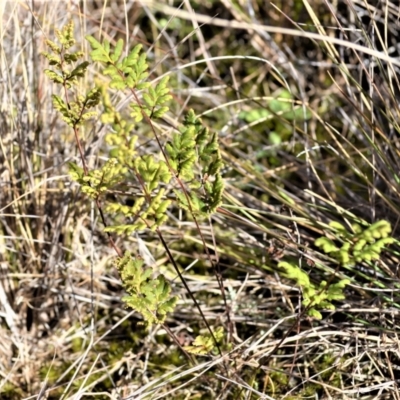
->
[[1, 0, 400, 399]]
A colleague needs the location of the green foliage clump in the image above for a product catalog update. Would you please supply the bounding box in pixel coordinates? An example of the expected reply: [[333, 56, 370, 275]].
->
[[278, 219, 396, 319], [68, 158, 125, 199], [278, 261, 350, 319], [239, 89, 311, 124], [184, 326, 224, 355], [315, 219, 396, 266], [0, 382, 23, 399], [238, 88, 311, 148], [116, 252, 178, 327], [42, 21, 224, 327], [167, 110, 224, 216], [51, 87, 100, 127], [85, 35, 171, 120], [42, 21, 100, 127]]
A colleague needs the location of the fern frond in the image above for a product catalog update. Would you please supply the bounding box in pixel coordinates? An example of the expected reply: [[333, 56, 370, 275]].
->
[[184, 327, 224, 355], [278, 261, 350, 320], [115, 252, 178, 327], [55, 20, 75, 49], [316, 219, 396, 266]]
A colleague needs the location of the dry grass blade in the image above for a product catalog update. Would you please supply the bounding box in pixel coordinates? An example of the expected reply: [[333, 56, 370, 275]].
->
[[2, 1, 400, 399]]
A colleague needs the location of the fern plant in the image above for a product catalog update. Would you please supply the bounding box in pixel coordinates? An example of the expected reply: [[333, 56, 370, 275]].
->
[[315, 219, 395, 266], [184, 326, 224, 355], [116, 252, 178, 326], [279, 219, 396, 319], [43, 22, 224, 327], [278, 261, 350, 320]]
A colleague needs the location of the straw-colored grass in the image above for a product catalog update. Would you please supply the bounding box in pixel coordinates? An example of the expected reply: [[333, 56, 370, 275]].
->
[[1, 1, 400, 399]]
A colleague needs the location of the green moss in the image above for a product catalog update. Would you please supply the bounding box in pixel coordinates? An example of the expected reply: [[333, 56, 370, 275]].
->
[[1, 382, 24, 399]]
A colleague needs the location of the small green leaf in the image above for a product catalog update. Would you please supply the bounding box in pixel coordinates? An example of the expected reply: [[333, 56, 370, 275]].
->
[[69, 61, 90, 79], [111, 38, 124, 62], [44, 69, 64, 84], [315, 237, 338, 253], [86, 35, 112, 63]]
